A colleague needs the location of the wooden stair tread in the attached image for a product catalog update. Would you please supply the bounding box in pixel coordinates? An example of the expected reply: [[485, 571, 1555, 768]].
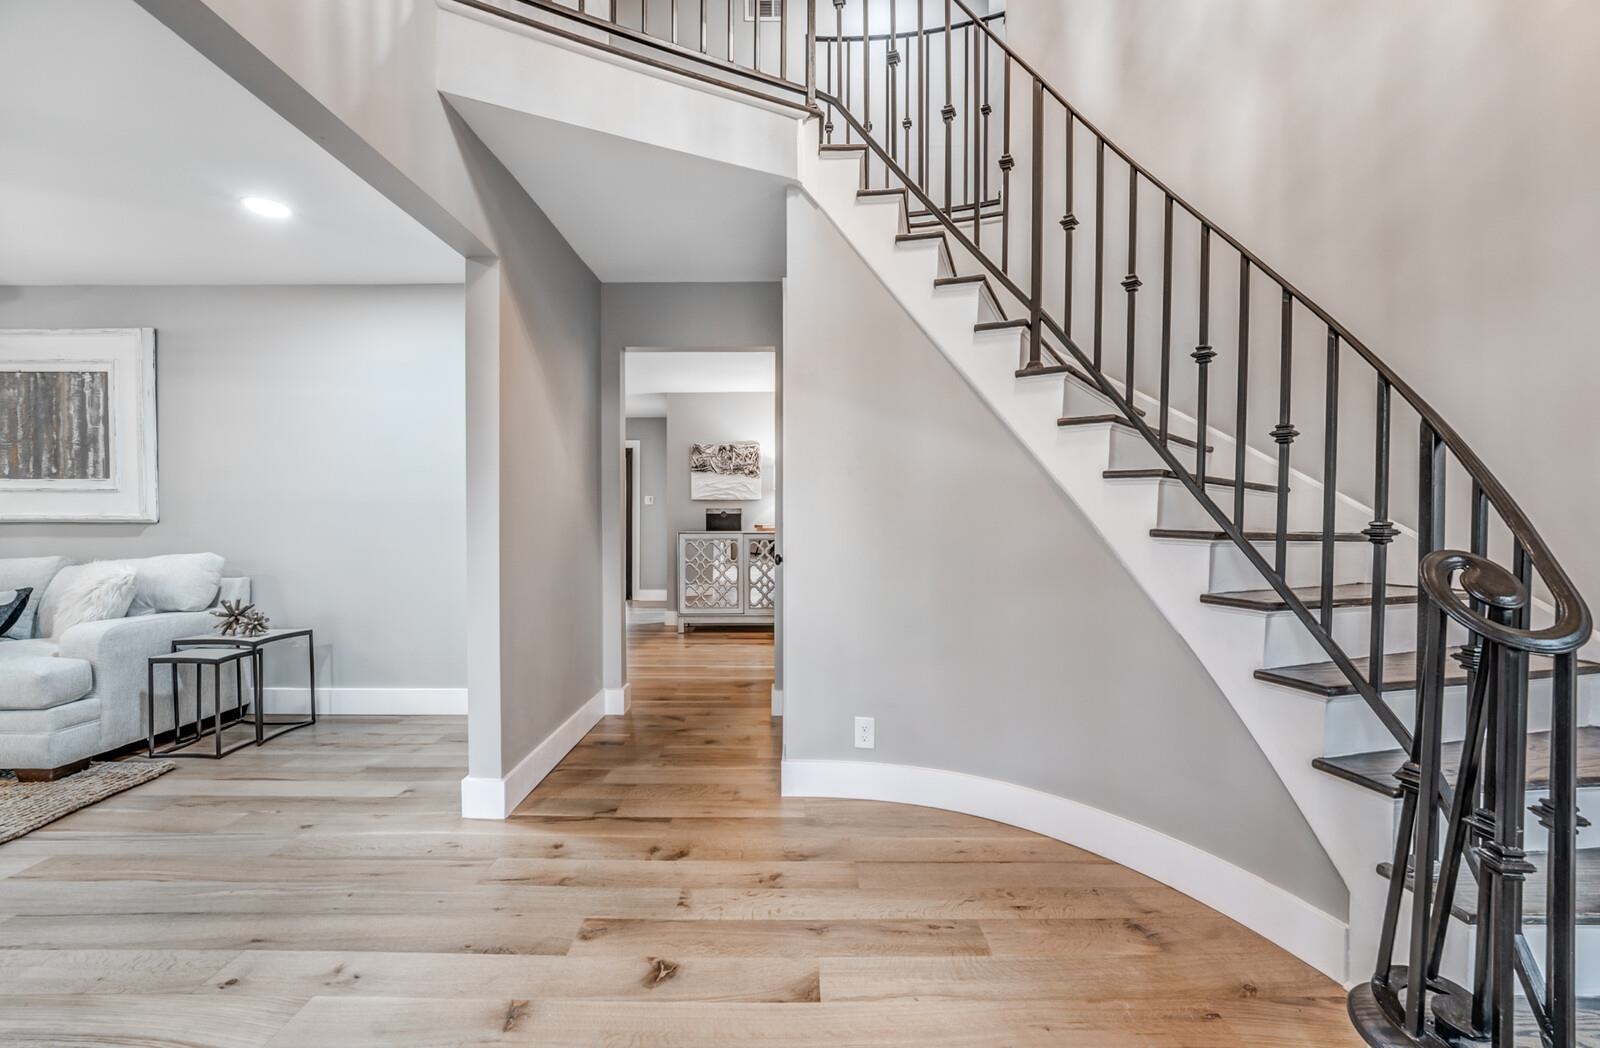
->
[[1258, 651, 1600, 698], [820, 142, 868, 153], [1103, 468, 1274, 493], [1057, 414, 1211, 450], [856, 187, 906, 200], [1377, 850, 1600, 925], [1201, 583, 1420, 612], [1011, 362, 1150, 416], [1312, 726, 1600, 798], [1150, 528, 1367, 543]]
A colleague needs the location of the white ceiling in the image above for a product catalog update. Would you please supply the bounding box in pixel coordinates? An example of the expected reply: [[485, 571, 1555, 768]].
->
[[0, 0, 462, 285], [625, 350, 775, 417], [446, 95, 789, 282]]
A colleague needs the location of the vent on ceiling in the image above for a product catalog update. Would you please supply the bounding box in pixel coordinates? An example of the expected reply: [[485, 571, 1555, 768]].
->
[[744, 0, 782, 22]]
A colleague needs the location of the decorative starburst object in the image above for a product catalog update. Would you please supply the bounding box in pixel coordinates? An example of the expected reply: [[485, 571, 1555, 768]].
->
[[212, 599, 270, 638]]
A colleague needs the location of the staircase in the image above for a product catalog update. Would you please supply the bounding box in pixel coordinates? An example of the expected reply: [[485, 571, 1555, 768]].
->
[[468, 2, 1593, 1044]]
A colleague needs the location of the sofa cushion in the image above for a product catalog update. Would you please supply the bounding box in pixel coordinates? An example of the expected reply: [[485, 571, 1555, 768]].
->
[[1, 638, 60, 658], [125, 553, 224, 616], [0, 557, 68, 640], [38, 562, 137, 639], [0, 653, 93, 711]]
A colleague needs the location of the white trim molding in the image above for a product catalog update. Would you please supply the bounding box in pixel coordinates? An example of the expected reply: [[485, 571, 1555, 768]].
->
[[262, 687, 467, 716], [604, 683, 632, 716], [461, 689, 605, 820], [770, 686, 783, 717], [636, 588, 668, 602], [781, 758, 1348, 982]]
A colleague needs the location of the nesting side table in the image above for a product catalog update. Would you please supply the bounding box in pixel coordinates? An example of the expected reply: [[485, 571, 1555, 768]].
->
[[147, 647, 254, 758], [172, 628, 316, 745]]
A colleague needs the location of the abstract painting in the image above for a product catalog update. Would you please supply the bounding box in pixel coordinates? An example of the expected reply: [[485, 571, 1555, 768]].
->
[[0, 329, 159, 522], [690, 440, 761, 500]]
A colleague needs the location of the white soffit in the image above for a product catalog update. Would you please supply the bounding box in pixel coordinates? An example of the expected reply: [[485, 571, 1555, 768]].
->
[[446, 95, 788, 282], [625, 350, 776, 398], [0, 0, 462, 285]]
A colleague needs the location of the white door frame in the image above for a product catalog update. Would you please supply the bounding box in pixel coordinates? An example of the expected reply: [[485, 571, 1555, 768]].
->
[[625, 439, 642, 601]]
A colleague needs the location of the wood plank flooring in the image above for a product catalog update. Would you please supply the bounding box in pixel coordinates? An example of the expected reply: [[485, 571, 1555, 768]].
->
[[0, 619, 1362, 1046]]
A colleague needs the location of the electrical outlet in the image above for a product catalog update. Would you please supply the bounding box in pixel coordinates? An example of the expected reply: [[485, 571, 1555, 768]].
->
[[644, 495, 654, 505], [854, 716, 875, 749]]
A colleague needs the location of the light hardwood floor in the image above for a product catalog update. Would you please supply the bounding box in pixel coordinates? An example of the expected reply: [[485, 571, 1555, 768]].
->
[[0, 621, 1362, 1046]]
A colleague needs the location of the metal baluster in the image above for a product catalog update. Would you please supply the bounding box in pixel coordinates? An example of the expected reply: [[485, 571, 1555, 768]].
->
[[942, 0, 953, 213], [1539, 649, 1579, 1048], [779, 0, 786, 80], [1158, 196, 1173, 442], [823, 23, 834, 140], [1416, 423, 1444, 677], [1405, 587, 1449, 1036], [702, 0, 709, 57], [1025, 78, 1043, 370], [1489, 579, 1533, 1048], [1271, 290, 1297, 575], [1093, 138, 1104, 370], [901, 23, 912, 170], [728, 0, 735, 65], [1193, 226, 1214, 482], [1122, 167, 1140, 403], [1062, 111, 1076, 337], [972, 30, 985, 246], [1319, 327, 1339, 627], [753, 0, 761, 75], [917, 0, 927, 192], [671, 0, 678, 45], [884, 30, 893, 188], [971, 26, 981, 243], [842, 38, 851, 143], [1364, 377, 1395, 693], [999, 56, 1013, 271], [962, 25, 970, 209], [1233, 257, 1250, 527]]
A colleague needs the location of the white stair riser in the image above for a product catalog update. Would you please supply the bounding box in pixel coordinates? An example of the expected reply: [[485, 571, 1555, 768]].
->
[[1207, 538, 1376, 592], [1322, 671, 1600, 757], [1259, 601, 1421, 668], [1156, 477, 1299, 532], [1106, 423, 1213, 473]]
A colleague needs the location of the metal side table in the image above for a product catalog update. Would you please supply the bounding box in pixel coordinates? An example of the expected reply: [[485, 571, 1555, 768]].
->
[[147, 647, 254, 758], [172, 628, 316, 744]]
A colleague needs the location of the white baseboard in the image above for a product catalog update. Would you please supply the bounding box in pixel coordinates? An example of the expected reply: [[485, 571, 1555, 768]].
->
[[663, 610, 678, 626], [770, 686, 783, 716], [604, 683, 631, 716], [262, 687, 467, 716], [460, 688, 605, 820], [636, 589, 668, 602], [781, 758, 1348, 982]]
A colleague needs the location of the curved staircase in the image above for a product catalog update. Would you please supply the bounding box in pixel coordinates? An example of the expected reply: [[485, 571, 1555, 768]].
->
[[466, 2, 1593, 1043]]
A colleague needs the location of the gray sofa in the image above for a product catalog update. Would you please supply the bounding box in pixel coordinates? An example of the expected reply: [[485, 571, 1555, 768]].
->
[[0, 555, 250, 779]]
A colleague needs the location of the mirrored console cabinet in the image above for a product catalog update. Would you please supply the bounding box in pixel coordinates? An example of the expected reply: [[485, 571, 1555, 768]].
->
[[676, 531, 777, 632]]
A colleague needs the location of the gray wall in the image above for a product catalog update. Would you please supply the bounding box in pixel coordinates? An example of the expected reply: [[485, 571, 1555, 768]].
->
[[1004, 0, 1600, 606], [783, 190, 1347, 916], [599, 282, 783, 691], [625, 415, 668, 593], [663, 392, 777, 609], [147, 0, 606, 783], [0, 284, 466, 691]]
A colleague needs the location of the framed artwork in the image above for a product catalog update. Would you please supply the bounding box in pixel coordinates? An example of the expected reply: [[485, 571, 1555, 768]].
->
[[0, 328, 159, 522], [690, 440, 761, 500]]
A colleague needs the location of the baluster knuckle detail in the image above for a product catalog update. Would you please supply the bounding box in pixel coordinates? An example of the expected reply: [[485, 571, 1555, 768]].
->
[[1191, 343, 1216, 365], [1121, 274, 1141, 293], [1269, 422, 1298, 444]]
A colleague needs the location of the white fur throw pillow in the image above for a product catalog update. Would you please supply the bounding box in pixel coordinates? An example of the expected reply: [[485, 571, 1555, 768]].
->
[[38, 562, 138, 638]]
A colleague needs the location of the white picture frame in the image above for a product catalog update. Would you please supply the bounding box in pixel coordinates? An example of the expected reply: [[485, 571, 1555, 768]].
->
[[0, 328, 159, 522]]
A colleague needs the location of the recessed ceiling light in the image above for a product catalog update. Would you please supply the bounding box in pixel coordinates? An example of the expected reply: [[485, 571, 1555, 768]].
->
[[240, 196, 292, 220]]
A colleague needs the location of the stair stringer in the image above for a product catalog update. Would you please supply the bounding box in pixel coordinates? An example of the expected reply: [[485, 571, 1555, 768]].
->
[[797, 135, 1404, 987]]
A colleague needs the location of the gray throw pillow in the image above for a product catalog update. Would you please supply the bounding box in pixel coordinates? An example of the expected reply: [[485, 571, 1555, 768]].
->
[[0, 587, 30, 636], [0, 556, 69, 639]]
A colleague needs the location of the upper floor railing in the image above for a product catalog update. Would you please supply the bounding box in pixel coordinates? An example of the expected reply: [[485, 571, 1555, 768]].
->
[[462, 2, 1590, 1043]]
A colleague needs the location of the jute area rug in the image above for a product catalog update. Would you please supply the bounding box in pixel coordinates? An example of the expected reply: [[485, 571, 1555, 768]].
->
[[0, 760, 175, 844]]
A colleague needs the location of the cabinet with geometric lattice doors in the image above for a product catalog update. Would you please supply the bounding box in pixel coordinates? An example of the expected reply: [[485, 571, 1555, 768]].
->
[[676, 531, 777, 632]]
